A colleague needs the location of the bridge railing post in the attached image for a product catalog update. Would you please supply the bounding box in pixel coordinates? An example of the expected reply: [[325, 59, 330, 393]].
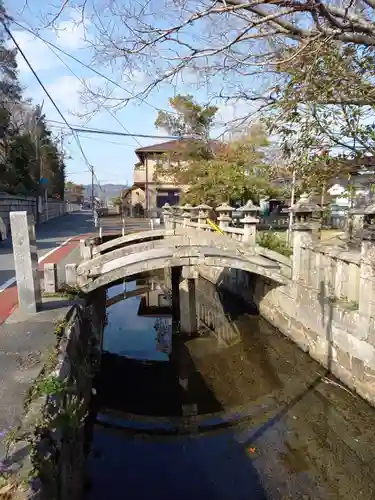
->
[[44, 263, 58, 294], [290, 194, 322, 286], [181, 211, 191, 228]]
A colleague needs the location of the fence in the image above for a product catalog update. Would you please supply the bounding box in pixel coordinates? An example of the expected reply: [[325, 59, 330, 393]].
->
[[0, 193, 78, 240]]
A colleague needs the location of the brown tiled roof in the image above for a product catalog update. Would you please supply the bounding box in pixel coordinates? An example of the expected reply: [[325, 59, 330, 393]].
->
[[135, 138, 221, 161]]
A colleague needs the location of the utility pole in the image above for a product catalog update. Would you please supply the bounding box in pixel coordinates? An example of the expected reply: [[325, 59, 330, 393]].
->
[[91, 168, 95, 218], [35, 129, 40, 224], [287, 168, 296, 246], [145, 156, 149, 217], [33, 101, 45, 225]]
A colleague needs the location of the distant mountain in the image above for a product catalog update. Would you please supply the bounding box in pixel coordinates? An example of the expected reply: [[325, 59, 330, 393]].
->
[[83, 184, 129, 201]]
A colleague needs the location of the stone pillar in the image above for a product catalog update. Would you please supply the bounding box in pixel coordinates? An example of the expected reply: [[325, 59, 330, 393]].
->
[[162, 203, 174, 231], [179, 266, 198, 334], [10, 211, 42, 313], [65, 263, 78, 286], [171, 266, 181, 328], [241, 216, 258, 245], [80, 239, 91, 260], [181, 211, 191, 228], [197, 211, 206, 229], [122, 215, 126, 237], [196, 204, 211, 230], [44, 263, 58, 293], [218, 214, 231, 230], [347, 208, 364, 240], [292, 222, 314, 283]]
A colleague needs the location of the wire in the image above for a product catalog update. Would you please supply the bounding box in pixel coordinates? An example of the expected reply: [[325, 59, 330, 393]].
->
[[6, 15, 168, 115], [106, 109, 143, 147], [1, 18, 103, 193], [71, 134, 139, 147], [42, 40, 144, 148], [46, 121, 182, 140]]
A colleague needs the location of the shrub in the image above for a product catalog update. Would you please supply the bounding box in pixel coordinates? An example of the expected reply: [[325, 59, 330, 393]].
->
[[257, 231, 292, 257]]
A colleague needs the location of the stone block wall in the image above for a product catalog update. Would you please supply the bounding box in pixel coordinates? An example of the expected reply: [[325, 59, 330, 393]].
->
[[199, 254, 375, 407], [0, 194, 72, 240], [2, 303, 103, 500]]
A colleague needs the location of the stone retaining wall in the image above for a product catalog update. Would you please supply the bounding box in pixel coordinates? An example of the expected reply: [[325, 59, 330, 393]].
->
[[199, 263, 375, 407], [0, 194, 75, 241], [1, 300, 105, 499]]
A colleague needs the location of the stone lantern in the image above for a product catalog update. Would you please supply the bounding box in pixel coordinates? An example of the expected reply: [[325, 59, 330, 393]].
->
[[181, 203, 194, 226], [363, 203, 375, 241], [289, 193, 322, 224], [364, 203, 375, 226], [216, 202, 234, 229], [289, 193, 322, 250], [197, 203, 212, 227], [162, 203, 173, 230], [170, 204, 181, 216], [237, 200, 261, 245], [237, 200, 262, 219], [347, 206, 365, 240]]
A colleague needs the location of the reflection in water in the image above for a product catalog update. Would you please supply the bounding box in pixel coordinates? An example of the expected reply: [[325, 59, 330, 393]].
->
[[85, 275, 375, 500]]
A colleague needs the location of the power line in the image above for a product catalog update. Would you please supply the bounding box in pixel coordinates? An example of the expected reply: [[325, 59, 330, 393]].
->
[[45, 120, 183, 140], [42, 39, 144, 148], [7, 15, 167, 115], [1, 18, 103, 193], [69, 134, 139, 147], [107, 109, 143, 147]]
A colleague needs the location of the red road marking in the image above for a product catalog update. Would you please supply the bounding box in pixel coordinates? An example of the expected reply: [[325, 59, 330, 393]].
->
[[0, 233, 92, 325], [38, 236, 80, 270], [0, 285, 18, 323]]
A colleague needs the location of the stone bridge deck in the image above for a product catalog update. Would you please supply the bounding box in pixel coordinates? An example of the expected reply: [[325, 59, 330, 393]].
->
[[74, 204, 375, 409]]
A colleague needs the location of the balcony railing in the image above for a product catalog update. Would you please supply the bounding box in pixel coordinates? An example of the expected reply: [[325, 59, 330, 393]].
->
[[133, 168, 176, 185], [133, 168, 146, 184]]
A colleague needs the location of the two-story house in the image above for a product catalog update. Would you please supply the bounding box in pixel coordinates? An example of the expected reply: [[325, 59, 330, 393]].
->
[[132, 139, 186, 212]]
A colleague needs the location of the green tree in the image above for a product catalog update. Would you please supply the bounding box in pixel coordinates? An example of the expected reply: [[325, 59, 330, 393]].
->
[[65, 182, 85, 203], [264, 41, 375, 201], [156, 123, 278, 206], [155, 94, 218, 141]]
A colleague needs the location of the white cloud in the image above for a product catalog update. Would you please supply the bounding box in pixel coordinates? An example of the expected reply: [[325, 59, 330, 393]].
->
[[12, 31, 60, 74], [12, 11, 90, 77], [28, 75, 102, 121], [55, 14, 90, 50], [214, 100, 261, 135]]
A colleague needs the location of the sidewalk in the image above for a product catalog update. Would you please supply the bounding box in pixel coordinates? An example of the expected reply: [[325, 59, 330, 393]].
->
[[0, 211, 95, 325]]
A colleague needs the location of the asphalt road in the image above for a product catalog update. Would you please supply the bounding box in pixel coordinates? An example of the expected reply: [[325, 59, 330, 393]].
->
[[0, 210, 95, 290]]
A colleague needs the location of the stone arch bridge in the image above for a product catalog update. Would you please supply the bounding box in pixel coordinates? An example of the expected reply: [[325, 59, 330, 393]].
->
[[77, 227, 291, 334], [77, 228, 290, 293]]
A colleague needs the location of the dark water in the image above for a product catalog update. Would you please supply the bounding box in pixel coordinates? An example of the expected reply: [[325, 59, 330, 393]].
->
[[85, 275, 375, 500]]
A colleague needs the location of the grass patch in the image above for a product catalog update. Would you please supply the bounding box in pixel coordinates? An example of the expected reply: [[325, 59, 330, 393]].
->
[[257, 231, 292, 257]]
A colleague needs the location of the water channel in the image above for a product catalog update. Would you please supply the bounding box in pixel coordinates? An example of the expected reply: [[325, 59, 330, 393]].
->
[[84, 273, 375, 500]]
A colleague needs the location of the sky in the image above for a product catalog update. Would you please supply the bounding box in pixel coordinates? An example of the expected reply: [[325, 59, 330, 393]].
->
[[4, 0, 251, 189]]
